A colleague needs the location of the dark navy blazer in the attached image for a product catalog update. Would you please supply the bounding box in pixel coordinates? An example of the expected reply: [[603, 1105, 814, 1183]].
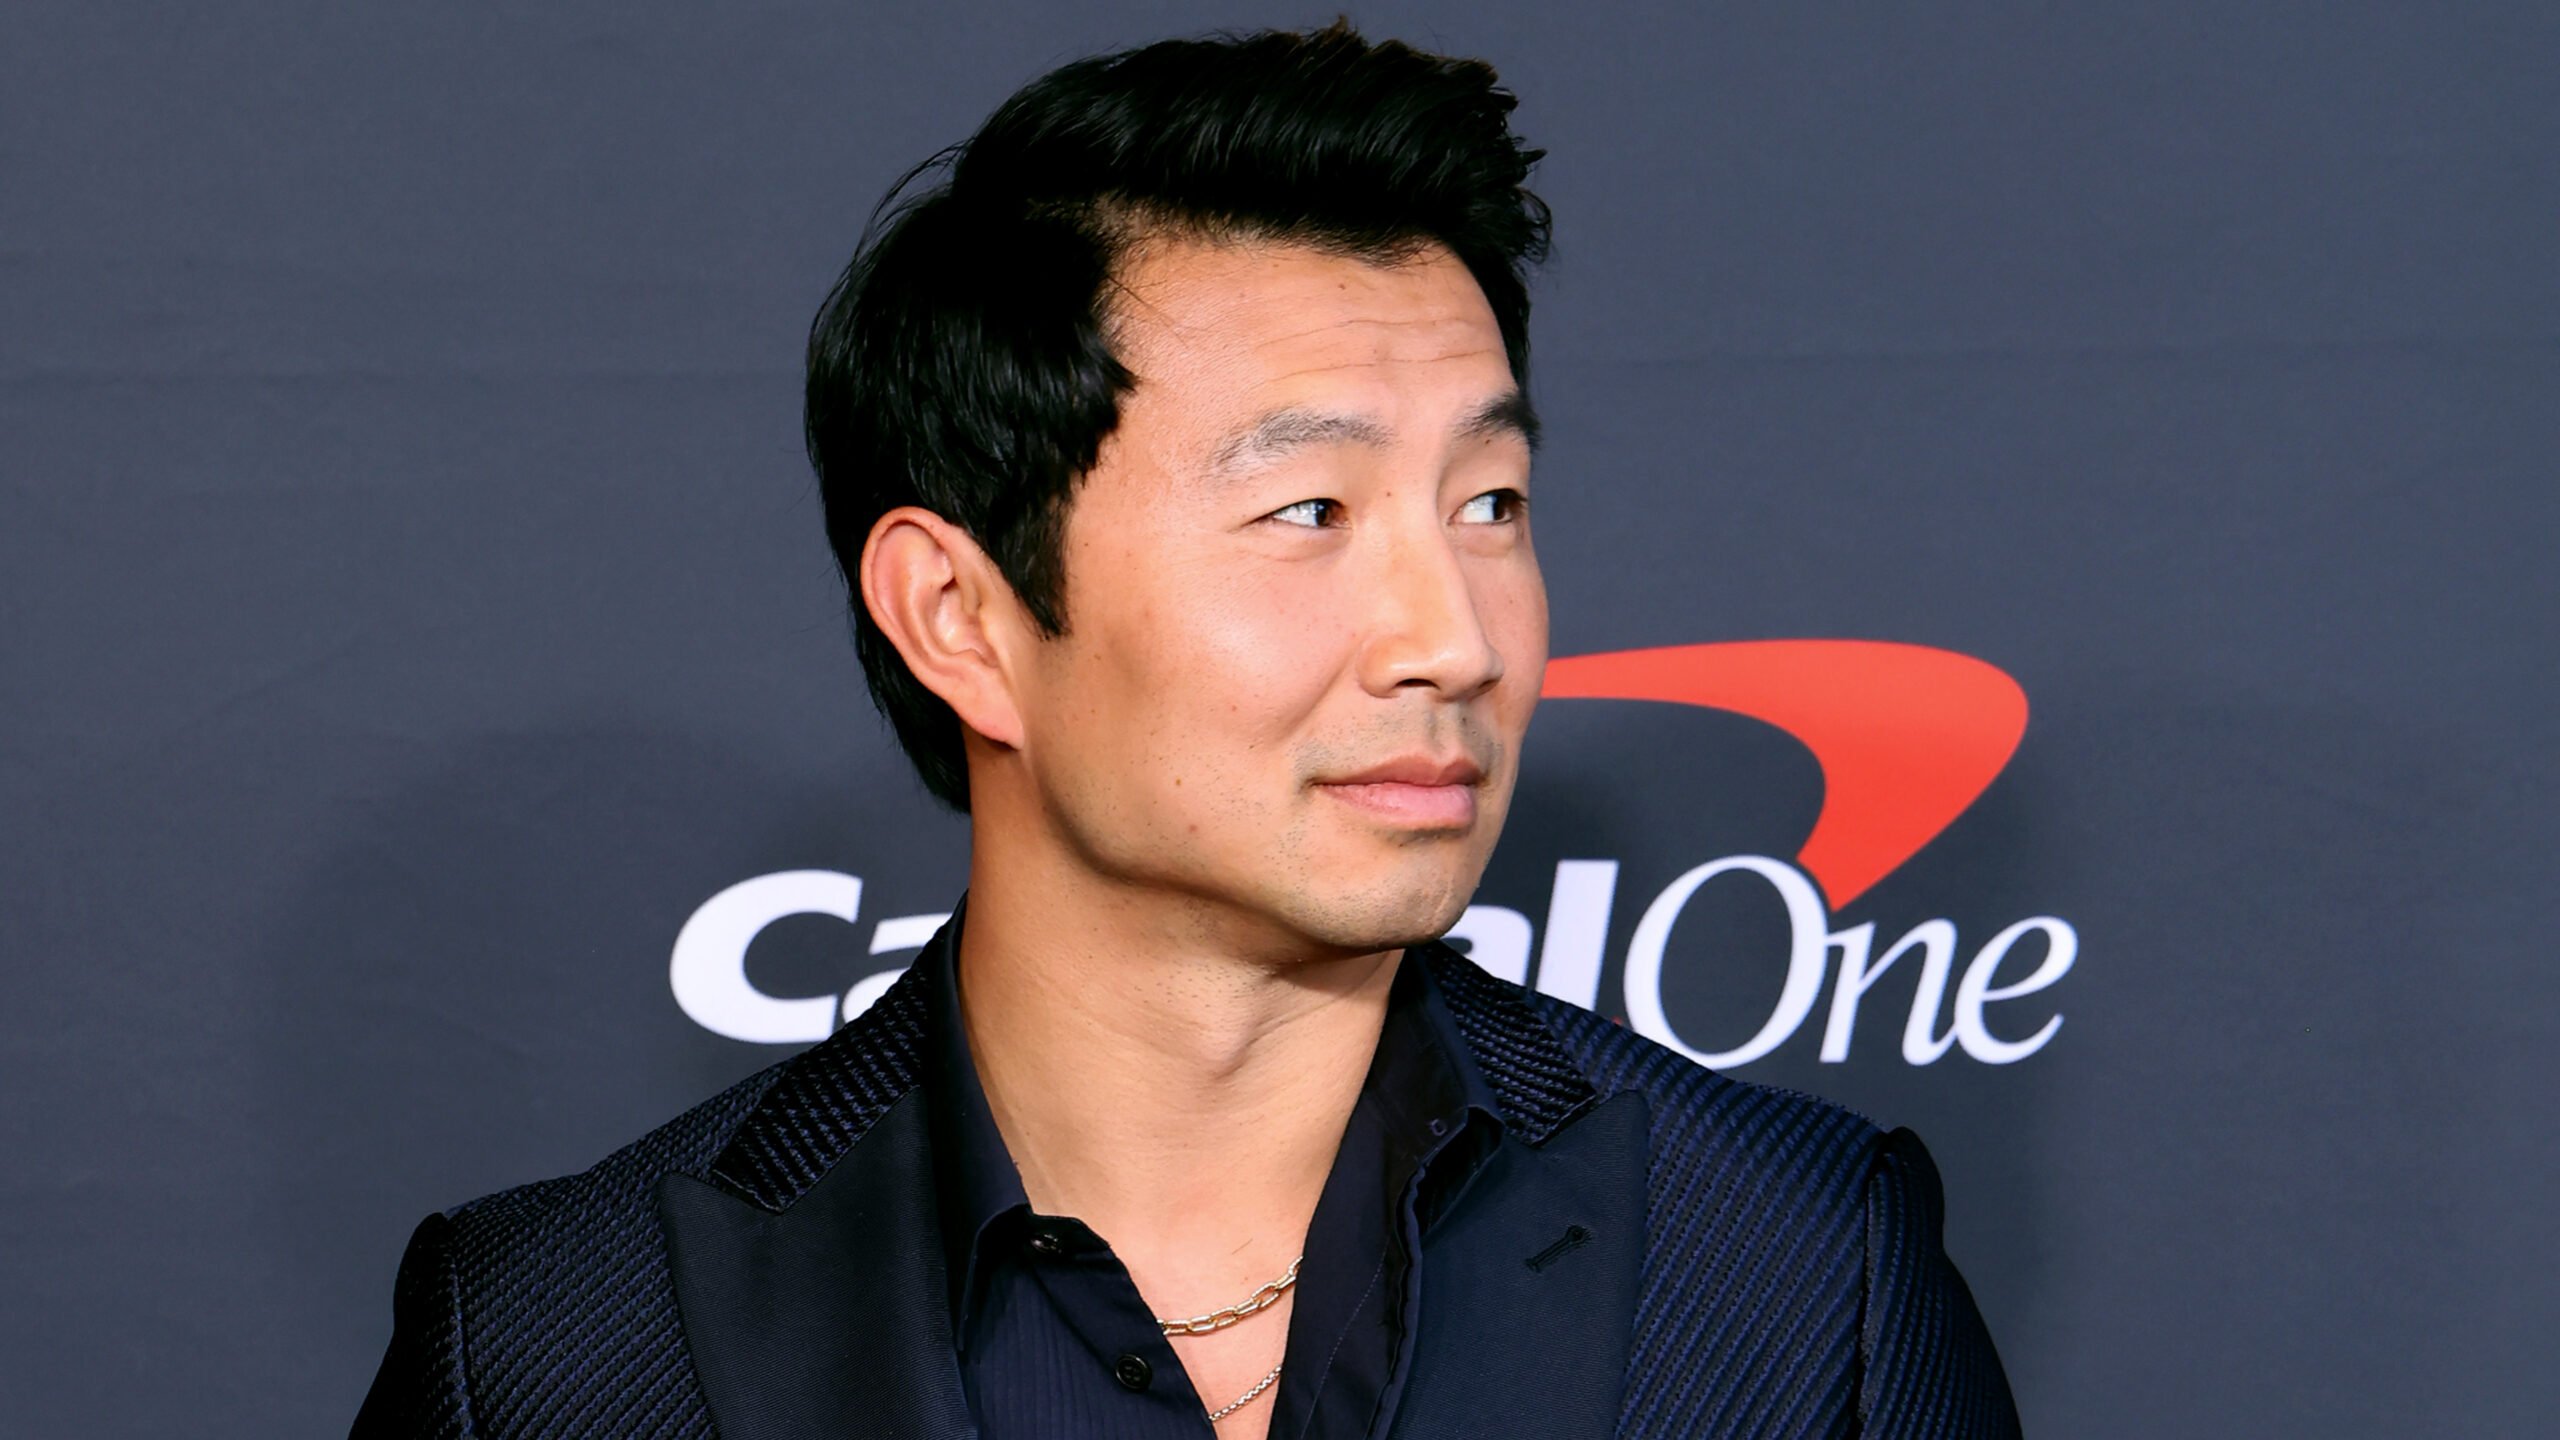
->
[[353, 934, 2020, 1438]]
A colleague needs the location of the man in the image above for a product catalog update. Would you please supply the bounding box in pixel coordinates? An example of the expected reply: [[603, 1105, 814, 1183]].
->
[[355, 23, 2018, 1439]]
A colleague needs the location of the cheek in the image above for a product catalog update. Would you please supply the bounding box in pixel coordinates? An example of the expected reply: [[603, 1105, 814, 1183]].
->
[[1148, 554, 1350, 736], [1061, 546, 1348, 780]]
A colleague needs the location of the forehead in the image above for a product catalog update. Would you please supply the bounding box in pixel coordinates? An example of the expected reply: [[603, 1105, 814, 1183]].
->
[[1103, 236, 1511, 433]]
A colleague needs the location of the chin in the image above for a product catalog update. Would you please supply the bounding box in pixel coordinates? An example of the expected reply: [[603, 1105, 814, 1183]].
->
[[1277, 858, 1482, 956]]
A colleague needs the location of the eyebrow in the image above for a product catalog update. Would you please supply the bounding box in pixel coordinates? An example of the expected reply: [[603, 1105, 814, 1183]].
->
[[1205, 390, 1541, 480], [1462, 390, 1542, 452]]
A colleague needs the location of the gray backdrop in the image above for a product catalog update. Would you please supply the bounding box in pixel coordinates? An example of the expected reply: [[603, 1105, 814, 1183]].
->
[[5, 3, 2555, 1434]]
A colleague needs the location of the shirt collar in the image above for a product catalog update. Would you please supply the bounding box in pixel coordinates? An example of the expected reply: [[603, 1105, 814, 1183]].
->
[[919, 900, 1509, 1332], [920, 900, 1033, 1331]]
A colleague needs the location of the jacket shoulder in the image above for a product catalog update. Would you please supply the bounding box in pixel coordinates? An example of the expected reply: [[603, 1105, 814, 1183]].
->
[[441, 1056, 785, 1245], [390, 1060, 791, 1439]]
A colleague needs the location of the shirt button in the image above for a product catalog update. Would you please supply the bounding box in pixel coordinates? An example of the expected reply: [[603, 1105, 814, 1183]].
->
[[1027, 1229, 1062, 1256], [1112, 1353, 1152, 1391]]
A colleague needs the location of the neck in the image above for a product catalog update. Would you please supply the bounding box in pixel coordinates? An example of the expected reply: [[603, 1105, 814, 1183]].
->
[[953, 843, 1398, 1297]]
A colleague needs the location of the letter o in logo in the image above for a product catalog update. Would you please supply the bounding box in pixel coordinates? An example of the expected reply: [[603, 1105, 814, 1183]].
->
[[1623, 855, 1830, 1070]]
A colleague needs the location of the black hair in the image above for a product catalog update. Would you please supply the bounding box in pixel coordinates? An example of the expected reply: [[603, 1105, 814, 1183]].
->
[[804, 21, 1550, 809]]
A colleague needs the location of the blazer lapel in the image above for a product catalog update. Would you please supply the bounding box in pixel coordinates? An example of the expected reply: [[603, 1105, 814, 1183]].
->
[[1394, 947, 1650, 1439], [658, 1090, 971, 1440], [1388, 1091, 1648, 1439], [657, 933, 973, 1440]]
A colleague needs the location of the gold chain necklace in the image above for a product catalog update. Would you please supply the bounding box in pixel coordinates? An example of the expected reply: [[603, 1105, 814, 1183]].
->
[[1154, 1254, 1303, 1336], [1156, 1255, 1302, 1423]]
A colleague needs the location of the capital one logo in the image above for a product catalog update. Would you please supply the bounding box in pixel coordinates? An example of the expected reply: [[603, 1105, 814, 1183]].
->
[[672, 641, 2077, 1068]]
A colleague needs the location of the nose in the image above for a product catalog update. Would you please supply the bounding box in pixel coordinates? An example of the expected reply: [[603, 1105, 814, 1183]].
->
[[1356, 517, 1506, 701]]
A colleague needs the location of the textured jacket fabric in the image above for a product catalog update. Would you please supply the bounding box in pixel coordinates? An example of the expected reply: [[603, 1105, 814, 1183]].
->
[[353, 940, 2020, 1438]]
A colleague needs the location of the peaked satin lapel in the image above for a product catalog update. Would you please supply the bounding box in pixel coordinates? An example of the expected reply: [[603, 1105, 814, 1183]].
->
[[1397, 943, 1646, 1438], [657, 934, 968, 1440], [658, 1090, 972, 1440], [1389, 1091, 1650, 1440]]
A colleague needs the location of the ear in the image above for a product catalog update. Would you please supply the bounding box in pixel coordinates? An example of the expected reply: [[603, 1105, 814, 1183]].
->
[[857, 507, 1032, 751]]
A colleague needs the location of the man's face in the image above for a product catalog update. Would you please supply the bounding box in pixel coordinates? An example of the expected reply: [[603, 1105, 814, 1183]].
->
[[1008, 236, 1547, 958]]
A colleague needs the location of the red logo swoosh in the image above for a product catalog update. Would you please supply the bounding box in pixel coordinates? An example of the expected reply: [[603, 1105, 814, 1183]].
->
[[1542, 641, 2028, 909]]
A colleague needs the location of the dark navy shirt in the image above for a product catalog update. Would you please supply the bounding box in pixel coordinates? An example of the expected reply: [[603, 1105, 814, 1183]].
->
[[922, 923, 1509, 1439]]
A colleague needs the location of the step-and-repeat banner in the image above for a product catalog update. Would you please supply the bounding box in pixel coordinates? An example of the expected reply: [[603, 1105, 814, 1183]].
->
[[5, 4, 2552, 1434]]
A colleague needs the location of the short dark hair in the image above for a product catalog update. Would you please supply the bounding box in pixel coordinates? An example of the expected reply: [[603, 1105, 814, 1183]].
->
[[804, 21, 1551, 810]]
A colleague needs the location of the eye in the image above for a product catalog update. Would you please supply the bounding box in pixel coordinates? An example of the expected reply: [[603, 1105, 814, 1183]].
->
[[1456, 489, 1527, 524], [1266, 498, 1343, 528]]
